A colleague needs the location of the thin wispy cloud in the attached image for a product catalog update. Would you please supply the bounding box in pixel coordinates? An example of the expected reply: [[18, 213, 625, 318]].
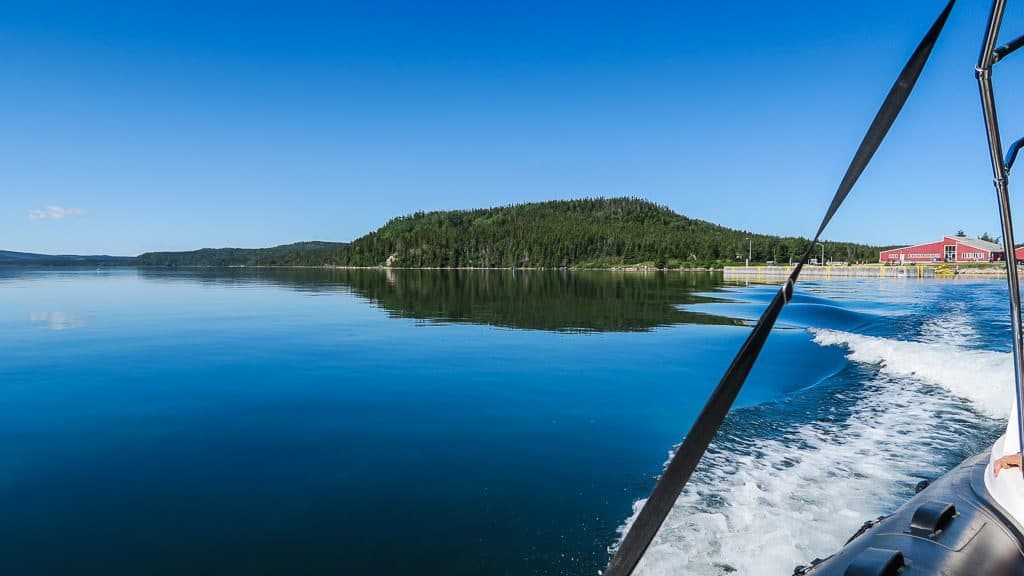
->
[[28, 205, 88, 220]]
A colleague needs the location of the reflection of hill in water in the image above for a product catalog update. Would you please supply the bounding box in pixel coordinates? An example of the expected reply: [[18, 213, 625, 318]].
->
[[137, 268, 741, 332]]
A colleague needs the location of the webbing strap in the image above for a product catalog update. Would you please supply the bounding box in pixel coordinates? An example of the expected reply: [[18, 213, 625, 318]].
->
[[604, 3, 955, 574]]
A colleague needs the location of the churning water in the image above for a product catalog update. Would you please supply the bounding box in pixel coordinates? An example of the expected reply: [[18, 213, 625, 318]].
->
[[623, 280, 1011, 575]]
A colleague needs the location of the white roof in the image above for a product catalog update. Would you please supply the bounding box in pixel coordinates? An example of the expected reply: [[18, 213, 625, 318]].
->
[[952, 236, 1003, 252]]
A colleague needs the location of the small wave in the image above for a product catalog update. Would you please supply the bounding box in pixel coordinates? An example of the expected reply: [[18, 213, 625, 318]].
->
[[686, 292, 882, 332], [779, 303, 874, 332]]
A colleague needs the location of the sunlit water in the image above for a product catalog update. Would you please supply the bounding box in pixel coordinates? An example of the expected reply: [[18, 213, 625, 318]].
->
[[0, 268, 1012, 575]]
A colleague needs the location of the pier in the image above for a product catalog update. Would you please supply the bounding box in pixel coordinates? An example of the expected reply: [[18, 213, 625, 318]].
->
[[722, 264, 1002, 280]]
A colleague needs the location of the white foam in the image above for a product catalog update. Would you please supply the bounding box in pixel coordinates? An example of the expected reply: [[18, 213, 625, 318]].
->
[[616, 309, 1011, 576], [810, 327, 1010, 419]]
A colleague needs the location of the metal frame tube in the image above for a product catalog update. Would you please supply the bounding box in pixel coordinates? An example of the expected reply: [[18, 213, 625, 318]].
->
[[994, 32, 1024, 63], [976, 0, 1024, 467]]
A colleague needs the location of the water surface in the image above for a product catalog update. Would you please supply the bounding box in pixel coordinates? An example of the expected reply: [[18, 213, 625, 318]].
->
[[0, 268, 1010, 575]]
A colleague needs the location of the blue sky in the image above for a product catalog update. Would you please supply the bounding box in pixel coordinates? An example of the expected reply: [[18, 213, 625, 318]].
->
[[2, 1, 1023, 255]]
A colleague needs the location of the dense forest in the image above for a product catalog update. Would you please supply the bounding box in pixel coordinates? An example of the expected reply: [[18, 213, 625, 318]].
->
[[136, 241, 346, 267], [0, 250, 133, 266], [137, 198, 887, 268]]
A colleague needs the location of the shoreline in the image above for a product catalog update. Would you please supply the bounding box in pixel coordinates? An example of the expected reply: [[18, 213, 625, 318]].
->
[[23, 263, 1011, 277], [144, 263, 1013, 276], [723, 264, 1008, 278]]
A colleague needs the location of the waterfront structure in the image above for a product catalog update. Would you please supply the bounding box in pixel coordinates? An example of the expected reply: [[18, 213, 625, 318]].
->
[[878, 236, 1004, 264]]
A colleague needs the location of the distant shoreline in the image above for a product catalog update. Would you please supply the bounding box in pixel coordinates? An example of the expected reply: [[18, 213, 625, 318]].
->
[[136, 264, 724, 272], [6, 262, 1013, 278]]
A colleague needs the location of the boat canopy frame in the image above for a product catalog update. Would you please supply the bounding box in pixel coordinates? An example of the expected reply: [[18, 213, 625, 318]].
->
[[977, 0, 1024, 475]]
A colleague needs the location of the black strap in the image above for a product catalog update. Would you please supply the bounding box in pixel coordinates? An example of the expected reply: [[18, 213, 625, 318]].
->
[[604, 2, 955, 574]]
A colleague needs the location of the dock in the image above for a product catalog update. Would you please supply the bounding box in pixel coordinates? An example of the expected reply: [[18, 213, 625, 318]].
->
[[721, 264, 999, 280]]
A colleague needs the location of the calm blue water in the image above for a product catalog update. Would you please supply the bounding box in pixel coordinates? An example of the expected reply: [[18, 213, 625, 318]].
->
[[0, 268, 1012, 575]]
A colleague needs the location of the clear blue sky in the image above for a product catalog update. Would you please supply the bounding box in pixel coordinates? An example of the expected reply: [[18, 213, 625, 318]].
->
[[2, 1, 1023, 255]]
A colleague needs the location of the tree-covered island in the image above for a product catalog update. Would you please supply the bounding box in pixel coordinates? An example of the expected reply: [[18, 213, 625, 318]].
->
[[136, 198, 885, 269]]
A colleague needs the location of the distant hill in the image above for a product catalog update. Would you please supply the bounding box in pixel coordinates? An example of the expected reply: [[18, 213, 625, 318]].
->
[[336, 198, 883, 268], [0, 250, 134, 266], [136, 198, 884, 268], [136, 241, 347, 267]]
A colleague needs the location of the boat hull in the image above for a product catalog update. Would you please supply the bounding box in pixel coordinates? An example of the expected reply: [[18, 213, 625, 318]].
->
[[797, 451, 1024, 575]]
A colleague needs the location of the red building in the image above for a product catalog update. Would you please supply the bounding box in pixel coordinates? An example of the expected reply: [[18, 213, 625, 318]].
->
[[879, 236, 1004, 264]]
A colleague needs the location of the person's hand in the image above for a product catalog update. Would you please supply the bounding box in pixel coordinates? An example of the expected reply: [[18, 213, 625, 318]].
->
[[994, 453, 1023, 477]]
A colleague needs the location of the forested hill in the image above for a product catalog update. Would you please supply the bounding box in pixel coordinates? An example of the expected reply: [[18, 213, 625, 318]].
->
[[135, 241, 346, 267], [137, 198, 884, 268], [0, 250, 133, 265]]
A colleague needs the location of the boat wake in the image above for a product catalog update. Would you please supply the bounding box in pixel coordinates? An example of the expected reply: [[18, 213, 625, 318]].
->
[[616, 304, 1010, 575]]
